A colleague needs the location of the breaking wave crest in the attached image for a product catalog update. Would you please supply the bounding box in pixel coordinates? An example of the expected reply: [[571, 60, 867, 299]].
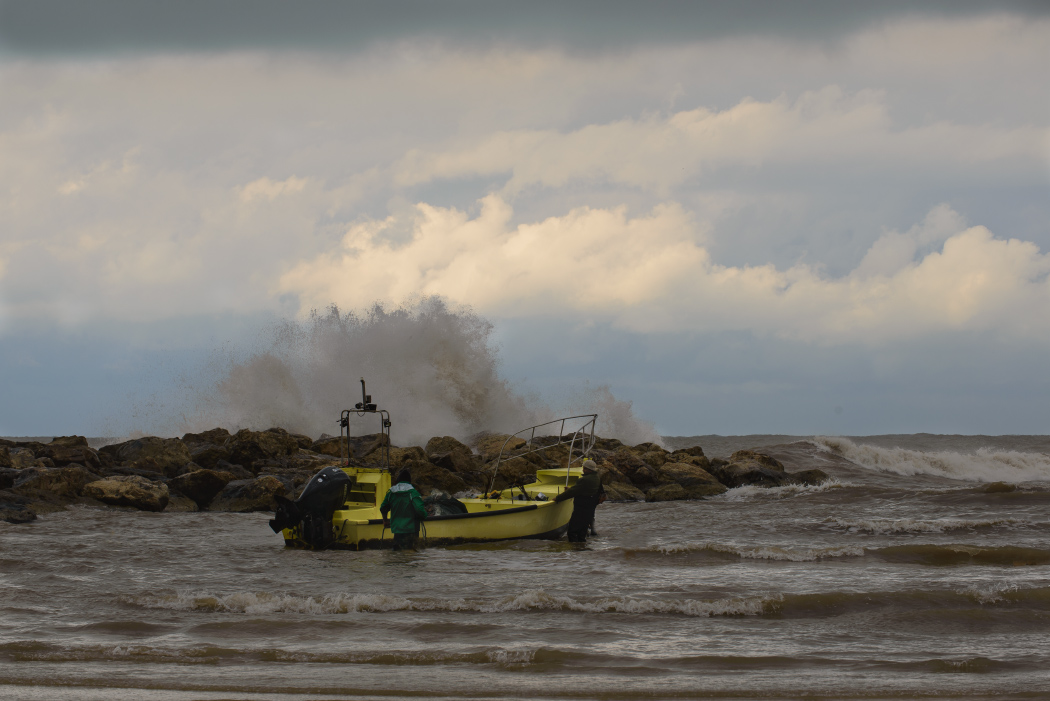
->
[[826, 516, 1034, 534], [641, 542, 865, 562], [111, 584, 1050, 626], [0, 639, 560, 667], [123, 588, 769, 618], [814, 436, 1050, 483], [720, 479, 848, 501], [632, 542, 1050, 566]]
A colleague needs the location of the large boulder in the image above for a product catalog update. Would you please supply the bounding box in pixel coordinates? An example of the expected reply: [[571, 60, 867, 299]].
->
[[404, 460, 468, 496], [5, 447, 39, 469], [104, 465, 168, 482], [430, 450, 480, 476], [181, 428, 231, 446], [640, 450, 669, 469], [39, 436, 101, 469], [487, 454, 542, 491], [646, 484, 687, 502], [705, 450, 795, 488], [168, 469, 232, 509], [99, 437, 191, 477], [791, 469, 830, 486], [602, 448, 655, 488], [473, 434, 526, 463], [603, 482, 645, 502], [309, 432, 389, 461], [4, 446, 53, 469], [426, 436, 472, 456], [226, 428, 300, 470], [209, 476, 286, 512], [288, 432, 315, 450], [259, 427, 314, 451], [0, 490, 36, 523], [12, 466, 98, 500], [0, 447, 11, 469], [83, 475, 170, 512], [187, 442, 232, 470], [348, 433, 390, 460], [227, 429, 300, 472], [592, 437, 625, 451], [655, 462, 727, 498], [387, 446, 427, 469], [669, 449, 712, 471], [0, 468, 17, 489], [164, 493, 199, 512], [427, 436, 481, 475], [310, 435, 343, 457], [728, 450, 786, 472], [596, 461, 631, 486], [708, 462, 794, 489], [213, 460, 254, 480]]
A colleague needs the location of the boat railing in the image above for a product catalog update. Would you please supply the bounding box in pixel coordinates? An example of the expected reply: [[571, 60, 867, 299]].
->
[[487, 414, 598, 493]]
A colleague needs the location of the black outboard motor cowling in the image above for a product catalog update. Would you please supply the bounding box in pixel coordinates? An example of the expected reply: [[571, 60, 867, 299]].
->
[[269, 466, 352, 548]]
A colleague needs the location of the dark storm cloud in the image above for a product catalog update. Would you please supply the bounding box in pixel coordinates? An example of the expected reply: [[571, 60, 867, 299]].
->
[[1, 0, 1046, 56]]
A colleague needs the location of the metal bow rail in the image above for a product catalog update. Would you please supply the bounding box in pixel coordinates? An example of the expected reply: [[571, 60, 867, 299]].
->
[[486, 414, 598, 493]]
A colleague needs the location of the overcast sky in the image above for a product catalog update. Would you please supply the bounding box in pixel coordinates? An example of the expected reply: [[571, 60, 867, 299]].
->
[[1, 1, 1048, 438]]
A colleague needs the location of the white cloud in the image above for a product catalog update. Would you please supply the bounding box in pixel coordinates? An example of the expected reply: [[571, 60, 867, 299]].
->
[[238, 176, 309, 202], [395, 87, 1047, 194], [280, 199, 1050, 344], [0, 13, 1046, 334]]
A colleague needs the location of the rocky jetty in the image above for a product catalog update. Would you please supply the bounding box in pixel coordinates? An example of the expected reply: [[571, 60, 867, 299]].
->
[[0, 430, 828, 522]]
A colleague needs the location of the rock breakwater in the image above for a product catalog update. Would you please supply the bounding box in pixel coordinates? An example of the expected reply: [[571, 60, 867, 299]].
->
[[0, 431, 827, 522]]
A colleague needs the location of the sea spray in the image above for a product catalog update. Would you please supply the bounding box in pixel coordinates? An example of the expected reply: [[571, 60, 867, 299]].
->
[[140, 297, 658, 446]]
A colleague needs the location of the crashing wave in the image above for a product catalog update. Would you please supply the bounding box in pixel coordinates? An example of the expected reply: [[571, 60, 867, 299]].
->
[[719, 479, 848, 501], [814, 436, 1050, 483]]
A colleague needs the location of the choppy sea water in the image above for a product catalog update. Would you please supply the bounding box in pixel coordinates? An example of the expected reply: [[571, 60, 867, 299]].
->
[[3, 435, 1050, 700]]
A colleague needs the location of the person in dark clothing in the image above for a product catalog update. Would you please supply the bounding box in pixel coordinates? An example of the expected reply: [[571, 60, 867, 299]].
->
[[554, 459, 604, 543], [380, 468, 427, 550]]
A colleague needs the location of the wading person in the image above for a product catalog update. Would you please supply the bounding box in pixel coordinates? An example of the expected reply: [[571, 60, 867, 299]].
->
[[380, 468, 427, 550], [554, 459, 604, 543]]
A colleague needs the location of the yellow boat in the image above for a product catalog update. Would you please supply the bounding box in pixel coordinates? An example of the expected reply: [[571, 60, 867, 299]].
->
[[269, 380, 598, 550]]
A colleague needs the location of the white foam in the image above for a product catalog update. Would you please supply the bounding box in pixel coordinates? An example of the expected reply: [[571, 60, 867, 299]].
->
[[719, 479, 848, 501], [958, 582, 1021, 605], [828, 516, 1029, 534], [486, 648, 537, 664], [815, 436, 1050, 483], [126, 588, 769, 618], [653, 541, 864, 562]]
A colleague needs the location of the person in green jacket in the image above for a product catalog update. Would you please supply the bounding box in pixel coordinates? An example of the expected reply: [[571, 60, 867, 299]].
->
[[554, 459, 605, 543], [380, 468, 427, 550]]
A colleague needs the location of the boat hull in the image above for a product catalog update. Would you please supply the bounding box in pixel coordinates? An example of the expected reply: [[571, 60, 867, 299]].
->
[[282, 495, 574, 550]]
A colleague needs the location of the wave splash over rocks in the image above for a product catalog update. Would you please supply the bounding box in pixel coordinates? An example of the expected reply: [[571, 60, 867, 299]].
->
[[166, 298, 658, 446]]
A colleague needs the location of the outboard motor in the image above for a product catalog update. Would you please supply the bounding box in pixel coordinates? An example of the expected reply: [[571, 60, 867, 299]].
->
[[269, 466, 353, 548]]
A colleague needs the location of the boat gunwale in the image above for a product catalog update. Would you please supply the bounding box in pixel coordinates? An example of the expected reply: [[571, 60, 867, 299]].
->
[[342, 503, 545, 525]]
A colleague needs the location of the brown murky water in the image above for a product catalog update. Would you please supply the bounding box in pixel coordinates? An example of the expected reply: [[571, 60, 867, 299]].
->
[[3, 437, 1050, 700]]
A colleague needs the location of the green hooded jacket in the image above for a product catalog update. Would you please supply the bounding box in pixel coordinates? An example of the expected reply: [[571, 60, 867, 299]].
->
[[380, 482, 427, 534]]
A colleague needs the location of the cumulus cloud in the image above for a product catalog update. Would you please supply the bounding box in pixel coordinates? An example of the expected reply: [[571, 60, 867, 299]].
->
[[0, 13, 1046, 334], [280, 199, 1050, 344]]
